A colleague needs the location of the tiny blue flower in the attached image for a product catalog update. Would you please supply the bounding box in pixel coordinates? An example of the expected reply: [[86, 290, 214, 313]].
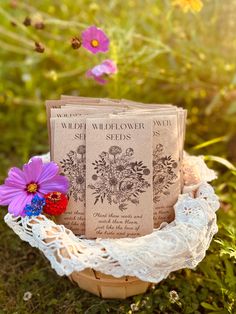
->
[[24, 194, 46, 217]]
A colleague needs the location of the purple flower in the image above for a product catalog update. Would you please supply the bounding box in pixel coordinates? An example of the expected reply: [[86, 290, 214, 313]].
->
[[0, 158, 69, 217], [82, 25, 109, 54], [86, 59, 117, 84]]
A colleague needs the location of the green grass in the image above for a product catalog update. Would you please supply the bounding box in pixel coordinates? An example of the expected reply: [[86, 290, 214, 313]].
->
[[0, 0, 236, 313]]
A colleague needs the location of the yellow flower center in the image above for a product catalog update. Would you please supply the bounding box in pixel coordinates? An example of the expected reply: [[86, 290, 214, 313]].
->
[[27, 183, 38, 193], [48, 192, 61, 202], [91, 39, 99, 48]]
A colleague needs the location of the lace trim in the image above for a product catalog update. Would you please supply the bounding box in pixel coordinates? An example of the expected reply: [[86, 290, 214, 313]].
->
[[4, 154, 220, 283]]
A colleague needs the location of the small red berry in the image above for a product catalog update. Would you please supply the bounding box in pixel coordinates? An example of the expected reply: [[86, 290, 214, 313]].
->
[[44, 192, 68, 215]]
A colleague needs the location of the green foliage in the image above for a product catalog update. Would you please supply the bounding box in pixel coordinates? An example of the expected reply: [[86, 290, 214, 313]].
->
[[215, 223, 236, 258], [0, 0, 236, 313]]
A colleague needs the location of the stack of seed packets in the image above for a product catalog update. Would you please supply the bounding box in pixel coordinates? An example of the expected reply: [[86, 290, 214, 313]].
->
[[46, 96, 187, 238]]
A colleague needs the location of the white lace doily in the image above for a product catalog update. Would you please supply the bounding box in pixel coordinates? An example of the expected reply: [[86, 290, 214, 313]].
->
[[4, 154, 220, 283]]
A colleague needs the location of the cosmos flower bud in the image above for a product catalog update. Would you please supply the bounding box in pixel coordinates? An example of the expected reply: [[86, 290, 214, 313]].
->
[[71, 36, 82, 49], [34, 21, 45, 30], [34, 42, 45, 53], [23, 17, 31, 27]]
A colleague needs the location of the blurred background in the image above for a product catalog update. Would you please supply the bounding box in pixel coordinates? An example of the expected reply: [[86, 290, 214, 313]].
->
[[0, 0, 236, 313]]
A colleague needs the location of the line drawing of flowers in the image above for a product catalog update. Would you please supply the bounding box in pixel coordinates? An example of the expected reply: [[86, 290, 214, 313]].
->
[[88, 146, 151, 211], [153, 144, 178, 203], [60, 145, 86, 202]]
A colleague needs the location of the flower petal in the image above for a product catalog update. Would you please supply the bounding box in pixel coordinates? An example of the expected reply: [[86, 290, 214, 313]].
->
[[8, 194, 33, 217], [23, 158, 43, 183], [86, 59, 116, 85], [82, 42, 99, 54], [91, 64, 107, 76], [38, 161, 59, 184], [5, 167, 26, 187], [86, 70, 107, 84], [4, 178, 25, 189], [38, 175, 69, 195], [102, 60, 117, 74], [88, 25, 98, 37], [191, 0, 203, 12], [94, 76, 107, 85], [36, 191, 45, 198], [86, 69, 94, 78], [0, 185, 25, 206]]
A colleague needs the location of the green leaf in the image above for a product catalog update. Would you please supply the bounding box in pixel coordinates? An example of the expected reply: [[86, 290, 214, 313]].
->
[[193, 136, 228, 150], [204, 155, 236, 171], [201, 302, 219, 311]]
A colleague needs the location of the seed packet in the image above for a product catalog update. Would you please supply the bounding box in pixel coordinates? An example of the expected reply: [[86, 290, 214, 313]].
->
[[52, 117, 86, 235], [111, 110, 181, 227], [85, 116, 153, 238], [47, 96, 187, 237]]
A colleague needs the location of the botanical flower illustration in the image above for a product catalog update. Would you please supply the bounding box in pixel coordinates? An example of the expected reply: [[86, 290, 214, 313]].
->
[[153, 144, 178, 203], [60, 145, 86, 202], [88, 146, 151, 211], [0, 158, 69, 217], [86, 59, 117, 84], [173, 0, 203, 13], [82, 25, 109, 54]]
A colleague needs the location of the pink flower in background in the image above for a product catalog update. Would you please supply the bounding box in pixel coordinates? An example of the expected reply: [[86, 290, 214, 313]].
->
[[0, 158, 69, 217], [82, 26, 109, 54], [86, 59, 117, 84]]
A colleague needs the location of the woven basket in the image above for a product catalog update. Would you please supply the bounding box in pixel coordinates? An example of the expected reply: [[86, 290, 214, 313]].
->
[[43, 226, 151, 298], [69, 268, 152, 299], [4, 154, 219, 300]]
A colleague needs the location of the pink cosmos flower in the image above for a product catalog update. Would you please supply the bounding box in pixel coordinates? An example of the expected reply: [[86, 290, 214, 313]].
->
[[86, 59, 117, 84], [82, 25, 109, 54], [0, 158, 69, 217]]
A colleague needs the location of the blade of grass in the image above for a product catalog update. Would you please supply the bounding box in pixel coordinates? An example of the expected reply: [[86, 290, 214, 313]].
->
[[193, 136, 228, 150], [204, 155, 236, 170]]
